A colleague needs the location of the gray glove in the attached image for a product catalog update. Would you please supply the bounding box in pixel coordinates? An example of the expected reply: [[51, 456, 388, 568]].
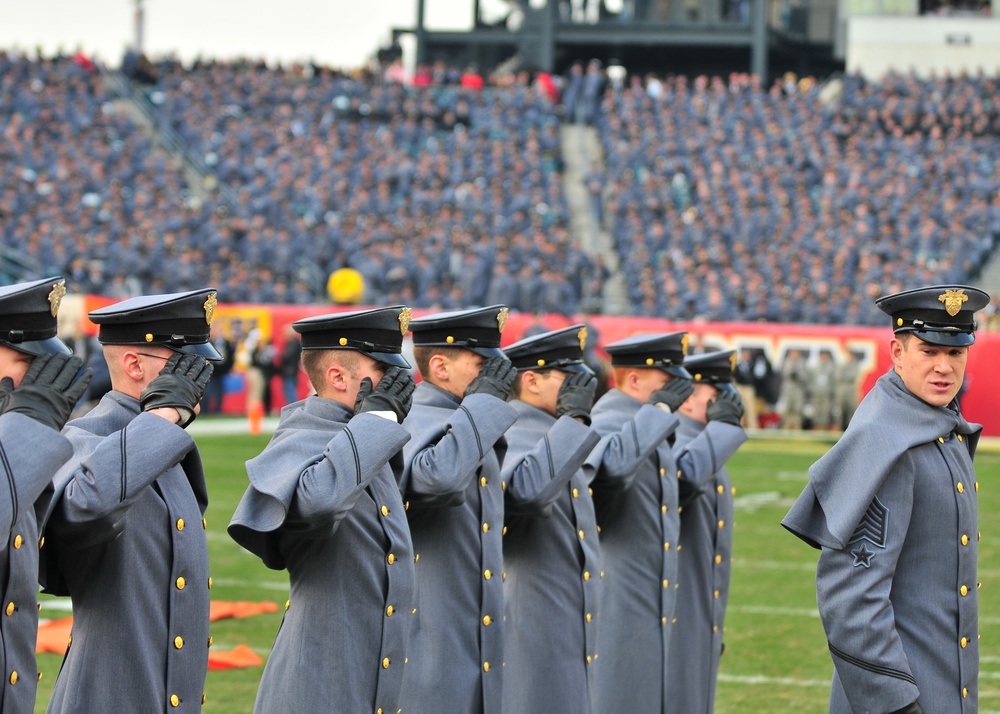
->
[[706, 389, 744, 426], [139, 353, 214, 428], [354, 366, 415, 422], [555, 371, 597, 425], [0, 353, 92, 432], [646, 377, 693, 413], [464, 357, 517, 401]]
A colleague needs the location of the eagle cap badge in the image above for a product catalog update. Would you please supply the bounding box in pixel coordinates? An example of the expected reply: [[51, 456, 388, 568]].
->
[[48, 281, 67, 318], [578, 327, 587, 350], [203, 293, 217, 326], [497, 308, 509, 333], [399, 307, 412, 335], [938, 289, 969, 317], [680, 333, 690, 356]]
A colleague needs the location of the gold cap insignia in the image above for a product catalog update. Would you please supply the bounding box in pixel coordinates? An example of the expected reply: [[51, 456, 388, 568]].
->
[[48, 281, 66, 317], [203, 293, 217, 326], [729, 353, 738, 372], [398, 307, 412, 335], [694, 373, 702, 381], [578, 327, 587, 350], [537, 359, 546, 367], [497, 308, 509, 333], [897, 318, 904, 326], [938, 289, 969, 317], [681, 334, 690, 356], [145, 334, 154, 343], [339, 337, 348, 346]]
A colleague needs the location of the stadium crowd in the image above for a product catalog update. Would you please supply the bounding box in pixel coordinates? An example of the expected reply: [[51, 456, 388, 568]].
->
[[2, 50, 1000, 329], [597, 70, 1000, 322]]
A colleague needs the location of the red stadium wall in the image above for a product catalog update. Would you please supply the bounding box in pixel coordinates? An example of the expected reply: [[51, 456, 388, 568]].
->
[[79, 298, 1000, 436]]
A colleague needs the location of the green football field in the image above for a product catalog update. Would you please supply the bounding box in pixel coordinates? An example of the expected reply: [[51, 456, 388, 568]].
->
[[33, 429, 1000, 713]]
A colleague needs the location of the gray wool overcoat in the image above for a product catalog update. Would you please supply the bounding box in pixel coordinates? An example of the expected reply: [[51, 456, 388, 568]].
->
[[228, 397, 413, 714], [500, 401, 602, 714], [0, 414, 72, 714], [585, 389, 746, 714], [784, 369, 981, 713], [666, 413, 743, 714], [38, 392, 210, 714], [398, 383, 517, 714]]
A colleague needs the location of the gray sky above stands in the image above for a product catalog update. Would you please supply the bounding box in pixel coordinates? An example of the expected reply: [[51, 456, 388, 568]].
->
[[1, 0, 498, 69]]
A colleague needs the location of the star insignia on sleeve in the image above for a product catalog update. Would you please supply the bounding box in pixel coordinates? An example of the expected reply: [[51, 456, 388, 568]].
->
[[851, 543, 875, 568]]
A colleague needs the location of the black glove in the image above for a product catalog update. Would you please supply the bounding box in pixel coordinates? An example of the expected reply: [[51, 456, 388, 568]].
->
[[646, 377, 693, 413], [354, 366, 415, 422], [139, 353, 214, 428], [706, 389, 744, 426], [0, 353, 92, 432], [464, 357, 517, 401], [555, 371, 597, 425], [889, 703, 923, 714]]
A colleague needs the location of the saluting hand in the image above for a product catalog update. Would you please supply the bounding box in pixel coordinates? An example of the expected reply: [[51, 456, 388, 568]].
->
[[0, 353, 92, 432], [706, 389, 744, 426], [555, 371, 597, 425], [354, 366, 415, 423], [465, 357, 517, 401], [646, 377, 693, 413], [140, 353, 214, 428]]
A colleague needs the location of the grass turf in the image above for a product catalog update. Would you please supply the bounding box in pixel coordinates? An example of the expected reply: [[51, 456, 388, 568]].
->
[[32, 432, 1000, 713]]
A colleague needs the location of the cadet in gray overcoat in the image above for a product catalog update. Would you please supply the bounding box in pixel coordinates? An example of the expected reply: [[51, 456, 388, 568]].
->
[[38, 289, 219, 713], [399, 306, 518, 714], [500, 326, 602, 714], [229, 307, 416, 714], [783, 284, 991, 714], [0, 278, 90, 714], [666, 350, 747, 714], [585, 332, 746, 714]]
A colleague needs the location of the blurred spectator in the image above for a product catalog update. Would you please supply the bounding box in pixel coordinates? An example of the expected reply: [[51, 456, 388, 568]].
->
[[808, 351, 837, 430], [834, 350, 863, 429], [278, 324, 303, 407], [779, 349, 808, 430]]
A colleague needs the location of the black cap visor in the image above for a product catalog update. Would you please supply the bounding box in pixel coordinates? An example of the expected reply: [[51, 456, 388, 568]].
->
[[1, 336, 72, 357], [170, 341, 224, 362], [663, 365, 693, 379], [906, 328, 976, 348]]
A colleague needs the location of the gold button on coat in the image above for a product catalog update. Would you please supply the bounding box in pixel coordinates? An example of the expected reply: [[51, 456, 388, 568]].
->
[[586, 613, 592, 622], [482, 523, 489, 533], [962, 535, 969, 546], [484, 570, 492, 580], [175, 577, 185, 590], [961, 637, 968, 648], [386, 606, 394, 617], [174, 637, 184, 649], [5, 602, 14, 616], [176, 519, 184, 531], [572, 488, 579, 498], [957, 482, 965, 493], [961, 585, 969, 596], [480, 477, 487, 487], [483, 662, 490, 672], [583, 571, 590, 581], [716, 485, 724, 494], [13, 535, 22, 549], [715, 555, 723, 564], [718, 520, 725, 529], [170, 694, 179, 707], [483, 615, 491, 626], [381, 505, 389, 517], [382, 658, 390, 669], [578, 530, 585, 540], [8, 672, 16, 685], [387, 554, 395, 565]]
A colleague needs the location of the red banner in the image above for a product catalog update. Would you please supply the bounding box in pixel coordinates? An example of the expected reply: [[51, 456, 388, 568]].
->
[[77, 300, 1000, 436]]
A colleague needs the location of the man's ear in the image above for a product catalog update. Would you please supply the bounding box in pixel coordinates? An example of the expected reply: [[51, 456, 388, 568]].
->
[[121, 350, 145, 382], [325, 362, 348, 394], [428, 353, 450, 383], [521, 370, 542, 395]]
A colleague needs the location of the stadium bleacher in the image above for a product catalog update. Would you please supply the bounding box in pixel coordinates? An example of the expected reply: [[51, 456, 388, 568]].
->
[[2, 50, 999, 326]]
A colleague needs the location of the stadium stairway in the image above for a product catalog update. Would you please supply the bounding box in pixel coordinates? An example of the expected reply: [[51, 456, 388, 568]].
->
[[559, 124, 630, 315]]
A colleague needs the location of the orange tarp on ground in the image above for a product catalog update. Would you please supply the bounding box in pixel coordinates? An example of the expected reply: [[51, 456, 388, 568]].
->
[[37, 601, 279, 669]]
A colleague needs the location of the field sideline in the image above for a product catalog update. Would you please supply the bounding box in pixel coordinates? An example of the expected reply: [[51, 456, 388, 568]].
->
[[33, 422, 1000, 713]]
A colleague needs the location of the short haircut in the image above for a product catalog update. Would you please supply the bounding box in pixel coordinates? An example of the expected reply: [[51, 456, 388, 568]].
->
[[301, 349, 361, 392], [412, 345, 468, 377]]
